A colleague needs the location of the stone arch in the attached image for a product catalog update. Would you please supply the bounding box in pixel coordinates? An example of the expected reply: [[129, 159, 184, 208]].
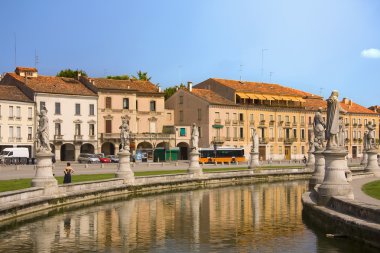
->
[[101, 142, 115, 156], [81, 143, 95, 154], [137, 141, 153, 149], [177, 142, 190, 160], [61, 143, 75, 161], [156, 142, 169, 148]]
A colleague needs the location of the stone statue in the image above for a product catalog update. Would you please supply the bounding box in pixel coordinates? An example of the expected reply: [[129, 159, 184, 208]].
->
[[308, 129, 315, 153], [313, 107, 325, 150], [363, 131, 369, 150], [251, 127, 259, 153], [325, 90, 346, 149], [191, 123, 199, 150], [119, 117, 130, 151], [338, 116, 345, 147], [366, 122, 376, 150], [36, 107, 51, 153]]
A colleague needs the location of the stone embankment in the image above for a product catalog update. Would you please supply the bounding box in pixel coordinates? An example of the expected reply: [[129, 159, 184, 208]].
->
[[0, 167, 312, 225], [302, 173, 380, 249]]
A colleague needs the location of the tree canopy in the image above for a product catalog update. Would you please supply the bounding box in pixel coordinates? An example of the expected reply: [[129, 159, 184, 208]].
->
[[164, 83, 186, 100], [56, 69, 87, 78], [106, 75, 130, 80], [131, 70, 151, 81]]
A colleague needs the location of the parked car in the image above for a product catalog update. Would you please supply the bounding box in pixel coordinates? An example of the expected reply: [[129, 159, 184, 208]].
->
[[78, 153, 100, 164], [106, 155, 119, 163], [96, 153, 111, 163], [0, 147, 29, 164]]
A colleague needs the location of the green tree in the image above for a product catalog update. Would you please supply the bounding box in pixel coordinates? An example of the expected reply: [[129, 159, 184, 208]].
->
[[164, 83, 186, 100], [131, 70, 151, 81], [56, 69, 87, 78], [106, 75, 130, 80]]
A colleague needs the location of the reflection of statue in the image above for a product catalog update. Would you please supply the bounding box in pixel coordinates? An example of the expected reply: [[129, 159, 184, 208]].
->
[[326, 90, 346, 149], [36, 107, 51, 152], [191, 123, 199, 150], [366, 122, 376, 150], [313, 107, 325, 150], [119, 117, 130, 151], [251, 128, 259, 153]]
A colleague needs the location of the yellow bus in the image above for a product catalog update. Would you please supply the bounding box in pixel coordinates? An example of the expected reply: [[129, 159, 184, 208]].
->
[[199, 147, 245, 163]]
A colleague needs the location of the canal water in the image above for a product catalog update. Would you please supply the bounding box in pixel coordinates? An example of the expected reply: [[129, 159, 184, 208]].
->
[[0, 180, 376, 252]]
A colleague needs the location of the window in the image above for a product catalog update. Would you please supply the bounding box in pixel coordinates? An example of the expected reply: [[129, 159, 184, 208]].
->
[[150, 101, 156, 111], [55, 123, 61, 135], [233, 127, 237, 138], [293, 146, 297, 154], [16, 106, 21, 118], [301, 116, 305, 123], [180, 110, 183, 122], [278, 115, 282, 122], [353, 130, 357, 139], [215, 112, 220, 119], [0, 105, 1, 118], [105, 97, 112, 109], [226, 127, 230, 138], [179, 96, 183, 104], [233, 113, 237, 120], [285, 115, 290, 122], [260, 114, 264, 121], [240, 127, 244, 138], [270, 115, 274, 121], [250, 114, 254, 122], [269, 128, 274, 138], [105, 120, 112, 133], [301, 129, 305, 139], [180, 128, 186, 136], [345, 118, 349, 124], [239, 113, 244, 121], [358, 131, 361, 139], [293, 129, 297, 138], [55, 102, 61, 114], [123, 98, 129, 109], [40, 101, 45, 110], [28, 107, 32, 119], [278, 128, 283, 138], [308, 116, 312, 124], [167, 113, 172, 121], [75, 124, 81, 135], [75, 104, 81, 115], [293, 116, 296, 123], [9, 106, 14, 118], [198, 127, 202, 138], [9, 126, 13, 138], [197, 109, 201, 121], [352, 118, 356, 124], [358, 119, 361, 124], [16, 127, 21, 139], [302, 146, 305, 154], [364, 119, 367, 125], [136, 100, 138, 111], [279, 146, 282, 154], [89, 124, 95, 136], [89, 104, 95, 116], [226, 113, 230, 120]]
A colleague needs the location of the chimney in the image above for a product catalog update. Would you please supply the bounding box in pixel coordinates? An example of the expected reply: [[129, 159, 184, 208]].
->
[[349, 99, 353, 106], [187, 81, 193, 92], [77, 72, 81, 80], [158, 86, 161, 92]]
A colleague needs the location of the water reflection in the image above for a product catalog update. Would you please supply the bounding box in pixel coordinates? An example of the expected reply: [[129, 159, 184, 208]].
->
[[0, 180, 375, 252]]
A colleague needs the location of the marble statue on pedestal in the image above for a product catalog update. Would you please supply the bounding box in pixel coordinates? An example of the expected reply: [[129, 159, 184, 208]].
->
[[325, 91, 347, 149], [116, 116, 134, 183], [366, 122, 376, 150], [249, 127, 260, 169], [188, 123, 202, 177], [119, 117, 130, 151], [191, 123, 199, 151], [251, 127, 259, 153], [36, 107, 51, 153], [363, 121, 380, 176], [313, 107, 326, 150]]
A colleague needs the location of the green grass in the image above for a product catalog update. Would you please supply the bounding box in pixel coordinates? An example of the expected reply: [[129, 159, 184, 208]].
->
[[362, 180, 380, 200], [204, 167, 248, 173]]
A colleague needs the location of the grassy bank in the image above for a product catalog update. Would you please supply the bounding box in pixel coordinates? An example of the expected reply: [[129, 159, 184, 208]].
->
[[362, 180, 380, 200]]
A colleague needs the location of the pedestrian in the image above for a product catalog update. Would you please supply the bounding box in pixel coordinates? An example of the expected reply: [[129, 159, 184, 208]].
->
[[303, 155, 307, 164], [63, 162, 75, 184]]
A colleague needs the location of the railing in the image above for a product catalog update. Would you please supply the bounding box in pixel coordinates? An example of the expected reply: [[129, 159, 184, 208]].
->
[[269, 137, 275, 142], [101, 132, 175, 141], [54, 135, 63, 141], [278, 137, 284, 142], [28, 117, 33, 121], [239, 120, 244, 125], [358, 124, 363, 128], [249, 120, 255, 126], [225, 137, 231, 141], [214, 119, 221, 124], [300, 138, 306, 142], [353, 123, 358, 127], [300, 122, 305, 127], [269, 120, 275, 126], [16, 137, 22, 142], [285, 122, 291, 127], [239, 137, 245, 141], [259, 137, 269, 144], [232, 120, 238, 125], [225, 119, 231, 125], [284, 138, 297, 144], [345, 123, 350, 127], [233, 137, 238, 141], [8, 116, 14, 120], [89, 135, 96, 140], [292, 122, 297, 126], [74, 135, 83, 142], [259, 120, 266, 126], [15, 117, 21, 120], [212, 137, 226, 144]]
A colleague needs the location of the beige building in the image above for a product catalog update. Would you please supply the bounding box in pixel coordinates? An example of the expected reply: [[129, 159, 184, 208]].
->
[[0, 85, 35, 157], [80, 77, 191, 160], [166, 78, 379, 160], [1, 67, 98, 161]]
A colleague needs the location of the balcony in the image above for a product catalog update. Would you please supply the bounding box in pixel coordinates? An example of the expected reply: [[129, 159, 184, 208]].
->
[[353, 138, 358, 143], [345, 138, 350, 144], [358, 138, 363, 144], [284, 138, 296, 144], [292, 122, 297, 126], [239, 120, 244, 125], [8, 116, 14, 120], [225, 137, 231, 141], [74, 135, 83, 142], [300, 122, 305, 127], [278, 137, 284, 142], [300, 138, 306, 142], [89, 135, 96, 140], [16, 137, 22, 142], [285, 121, 291, 127], [232, 120, 238, 125], [345, 123, 350, 127], [15, 116, 21, 121], [225, 119, 231, 125], [259, 120, 266, 127], [278, 121, 284, 126], [269, 120, 275, 126], [249, 120, 255, 126], [212, 137, 226, 145], [239, 137, 245, 141], [358, 124, 363, 128], [233, 137, 239, 141], [54, 135, 63, 143], [353, 123, 358, 128], [28, 117, 33, 121], [259, 137, 269, 144], [269, 137, 275, 142], [214, 119, 221, 124]]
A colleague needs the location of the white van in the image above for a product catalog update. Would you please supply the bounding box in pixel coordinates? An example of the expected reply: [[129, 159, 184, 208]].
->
[[0, 147, 29, 164]]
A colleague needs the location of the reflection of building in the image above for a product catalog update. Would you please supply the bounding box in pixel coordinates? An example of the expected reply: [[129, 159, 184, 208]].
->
[[0, 85, 35, 156], [80, 77, 190, 158], [166, 79, 379, 160], [1, 67, 98, 161]]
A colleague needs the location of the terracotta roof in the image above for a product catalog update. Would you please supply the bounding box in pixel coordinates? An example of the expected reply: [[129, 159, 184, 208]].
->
[[305, 98, 377, 114], [197, 78, 319, 98], [191, 88, 236, 106], [89, 78, 159, 93], [0, 85, 33, 103], [15, 66, 37, 72], [5, 73, 96, 96]]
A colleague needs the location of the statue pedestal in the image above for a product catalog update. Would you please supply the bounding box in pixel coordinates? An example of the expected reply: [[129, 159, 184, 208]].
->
[[317, 149, 353, 205], [31, 151, 58, 188], [248, 152, 259, 170], [309, 150, 325, 190], [360, 151, 368, 166], [188, 150, 203, 177], [116, 149, 135, 184], [306, 151, 315, 168], [364, 149, 380, 176]]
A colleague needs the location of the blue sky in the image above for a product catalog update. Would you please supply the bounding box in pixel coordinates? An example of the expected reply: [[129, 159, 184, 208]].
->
[[1, 0, 379, 106]]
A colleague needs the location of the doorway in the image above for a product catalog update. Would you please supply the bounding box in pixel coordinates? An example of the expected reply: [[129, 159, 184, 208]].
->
[[285, 146, 291, 160], [352, 146, 357, 159], [259, 146, 266, 161]]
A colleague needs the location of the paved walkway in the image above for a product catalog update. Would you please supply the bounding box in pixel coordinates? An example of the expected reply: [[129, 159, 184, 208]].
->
[[351, 176, 380, 206]]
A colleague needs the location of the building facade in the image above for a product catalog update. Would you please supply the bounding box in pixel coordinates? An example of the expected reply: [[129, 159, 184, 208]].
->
[[0, 85, 35, 156], [1, 67, 98, 161], [80, 77, 191, 160], [166, 79, 379, 160]]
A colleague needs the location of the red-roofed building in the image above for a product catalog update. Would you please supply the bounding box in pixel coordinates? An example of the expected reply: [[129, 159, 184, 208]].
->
[[1, 68, 98, 161], [166, 79, 379, 160]]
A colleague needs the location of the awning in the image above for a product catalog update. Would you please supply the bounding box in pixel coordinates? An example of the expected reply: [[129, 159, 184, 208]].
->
[[236, 93, 249, 99], [212, 124, 224, 129], [247, 94, 259, 99], [255, 94, 267, 100]]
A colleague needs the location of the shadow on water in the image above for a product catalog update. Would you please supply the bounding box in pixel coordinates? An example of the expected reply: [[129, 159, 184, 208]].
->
[[0, 179, 377, 252]]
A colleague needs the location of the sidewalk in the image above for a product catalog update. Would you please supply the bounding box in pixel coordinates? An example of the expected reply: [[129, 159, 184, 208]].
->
[[351, 176, 380, 206]]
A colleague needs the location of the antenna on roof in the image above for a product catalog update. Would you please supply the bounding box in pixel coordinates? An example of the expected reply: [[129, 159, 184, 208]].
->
[[239, 64, 243, 82], [261, 48, 268, 82], [34, 49, 39, 68]]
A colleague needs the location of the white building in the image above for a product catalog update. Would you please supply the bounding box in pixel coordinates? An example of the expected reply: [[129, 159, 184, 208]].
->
[[1, 67, 98, 161]]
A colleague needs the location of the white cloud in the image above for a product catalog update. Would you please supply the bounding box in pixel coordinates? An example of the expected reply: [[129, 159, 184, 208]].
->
[[361, 48, 380, 58]]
